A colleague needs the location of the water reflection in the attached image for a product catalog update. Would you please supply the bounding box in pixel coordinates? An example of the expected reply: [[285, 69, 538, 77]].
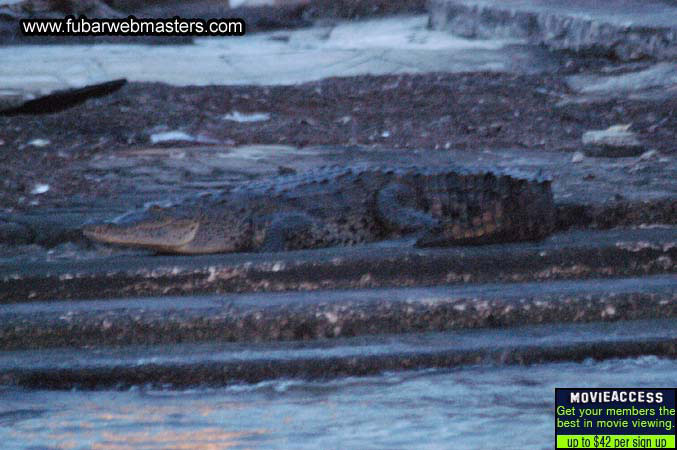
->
[[0, 356, 674, 449]]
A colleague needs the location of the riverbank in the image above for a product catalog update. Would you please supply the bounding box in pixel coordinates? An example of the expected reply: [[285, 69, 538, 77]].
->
[[0, 2, 674, 394]]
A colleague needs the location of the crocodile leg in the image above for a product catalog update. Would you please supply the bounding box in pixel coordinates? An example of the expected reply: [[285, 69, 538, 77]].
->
[[260, 212, 324, 252], [376, 183, 440, 234], [415, 175, 555, 247]]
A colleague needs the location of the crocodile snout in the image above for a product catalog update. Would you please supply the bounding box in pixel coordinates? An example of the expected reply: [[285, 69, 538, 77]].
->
[[83, 218, 200, 251]]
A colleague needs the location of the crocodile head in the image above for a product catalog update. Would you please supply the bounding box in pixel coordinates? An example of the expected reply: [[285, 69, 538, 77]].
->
[[83, 211, 201, 253]]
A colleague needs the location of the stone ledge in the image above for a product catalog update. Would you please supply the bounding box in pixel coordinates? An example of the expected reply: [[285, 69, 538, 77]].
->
[[1, 318, 674, 389], [428, 0, 677, 61], [1, 228, 675, 301], [0, 275, 674, 350]]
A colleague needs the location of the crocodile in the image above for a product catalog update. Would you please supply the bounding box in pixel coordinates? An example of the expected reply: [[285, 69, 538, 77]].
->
[[83, 165, 555, 254]]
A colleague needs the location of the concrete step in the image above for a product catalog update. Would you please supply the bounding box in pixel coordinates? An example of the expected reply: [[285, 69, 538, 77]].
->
[[1, 227, 674, 301], [0, 318, 674, 389], [429, 0, 677, 61], [0, 275, 674, 350]]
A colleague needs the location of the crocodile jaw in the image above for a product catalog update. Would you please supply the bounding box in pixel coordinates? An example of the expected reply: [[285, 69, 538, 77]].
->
[[83, 218, 200, 252]]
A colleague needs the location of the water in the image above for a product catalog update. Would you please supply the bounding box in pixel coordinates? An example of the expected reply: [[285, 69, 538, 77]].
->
[[0, 356, 674, 449]]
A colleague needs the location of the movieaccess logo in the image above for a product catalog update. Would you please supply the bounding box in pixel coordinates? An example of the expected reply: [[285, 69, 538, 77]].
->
[[555, 388, 676, 449]]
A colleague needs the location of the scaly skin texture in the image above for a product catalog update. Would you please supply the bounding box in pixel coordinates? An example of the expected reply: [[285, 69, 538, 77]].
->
[[83, 165, 555, 254]]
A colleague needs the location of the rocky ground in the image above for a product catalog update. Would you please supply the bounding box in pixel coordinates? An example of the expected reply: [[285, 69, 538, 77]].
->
[[1, 72, 675, 213]]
